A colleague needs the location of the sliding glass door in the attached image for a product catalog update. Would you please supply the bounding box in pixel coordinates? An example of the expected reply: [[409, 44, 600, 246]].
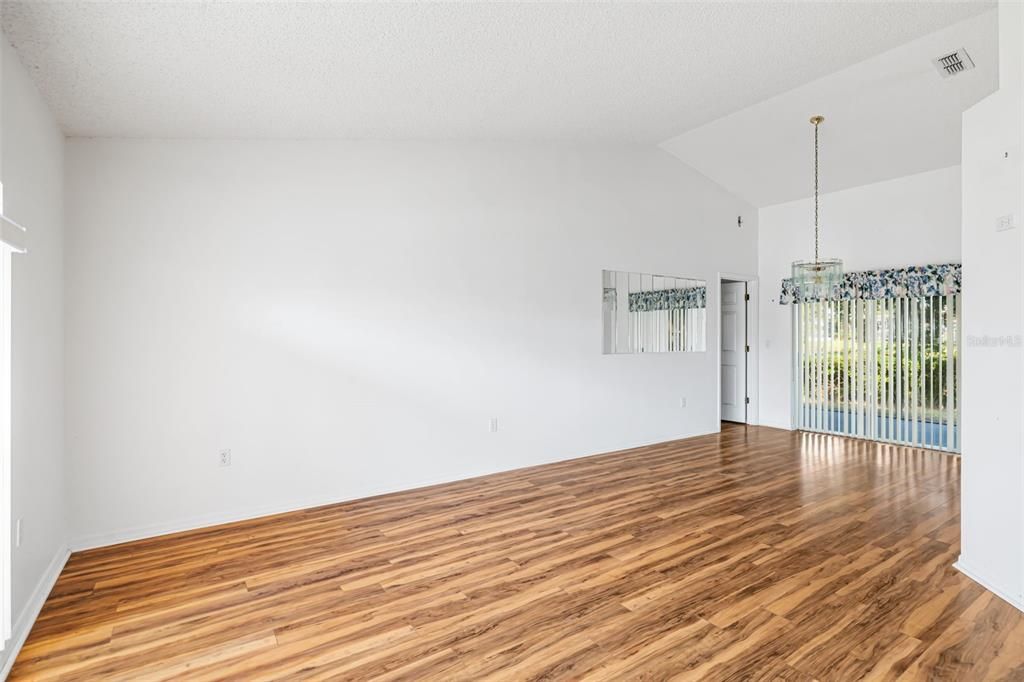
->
[[792, 293, 961, 452]]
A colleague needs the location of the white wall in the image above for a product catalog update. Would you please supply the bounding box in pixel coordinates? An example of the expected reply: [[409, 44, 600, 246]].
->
[[957, 0, 1024, 610], [64, 140, 756, 547], [1, 36, 67, 670], [757, 166, 963, 429]]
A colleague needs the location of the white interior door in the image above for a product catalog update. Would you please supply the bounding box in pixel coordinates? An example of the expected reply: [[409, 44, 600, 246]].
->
[[721, 281, 748, 423]]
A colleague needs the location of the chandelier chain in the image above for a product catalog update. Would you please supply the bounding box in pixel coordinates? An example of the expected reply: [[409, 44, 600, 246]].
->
[[813, 118, 820, 263]]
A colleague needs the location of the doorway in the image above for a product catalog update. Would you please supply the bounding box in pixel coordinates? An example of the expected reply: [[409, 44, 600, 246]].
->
[[719, 276, 757, 425]]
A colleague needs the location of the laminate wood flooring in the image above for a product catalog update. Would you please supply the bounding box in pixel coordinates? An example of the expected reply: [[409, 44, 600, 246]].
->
[[12, 424, 1024, 680]]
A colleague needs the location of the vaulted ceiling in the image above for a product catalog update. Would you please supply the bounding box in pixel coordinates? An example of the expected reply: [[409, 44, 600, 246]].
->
[[660, 9, 998, 206], [1, 1, 995, 143]]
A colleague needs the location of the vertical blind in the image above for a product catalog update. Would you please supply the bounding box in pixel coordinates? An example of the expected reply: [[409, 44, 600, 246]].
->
[[793, 293, 961, 452], [631, 308, 706, 353]]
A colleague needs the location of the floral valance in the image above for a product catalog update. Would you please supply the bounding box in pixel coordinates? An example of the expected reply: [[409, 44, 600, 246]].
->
[[780, 263, 961, 304], [629, 286, 707, 312]]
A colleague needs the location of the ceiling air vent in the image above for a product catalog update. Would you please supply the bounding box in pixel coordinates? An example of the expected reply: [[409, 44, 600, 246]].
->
[[932, 48, 975, 78]]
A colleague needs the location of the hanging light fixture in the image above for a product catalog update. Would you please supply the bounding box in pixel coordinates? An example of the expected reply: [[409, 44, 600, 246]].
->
[[791, 115, 841, 299]]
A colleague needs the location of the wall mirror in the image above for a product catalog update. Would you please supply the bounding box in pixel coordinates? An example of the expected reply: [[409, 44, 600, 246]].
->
[[602, 270, 707, 354]]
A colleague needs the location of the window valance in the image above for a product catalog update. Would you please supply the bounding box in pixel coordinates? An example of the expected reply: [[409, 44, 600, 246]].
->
[[628, 286, 707, 312], [780, 263, 961, 304]]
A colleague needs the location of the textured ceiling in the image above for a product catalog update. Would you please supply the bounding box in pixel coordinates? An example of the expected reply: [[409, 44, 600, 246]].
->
[[660, 10, 998, 207], [1, 1, 996, 141]]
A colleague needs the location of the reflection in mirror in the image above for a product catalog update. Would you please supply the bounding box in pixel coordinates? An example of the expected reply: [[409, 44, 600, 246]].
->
[[602, 270, 707, 354]]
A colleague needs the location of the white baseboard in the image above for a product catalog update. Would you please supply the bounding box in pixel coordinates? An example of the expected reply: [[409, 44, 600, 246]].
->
[[0, 544, 70, 679], [754, 419, 795, 431], [72, 428, 724, 552], [955, 558, 1024, 613], [69, 491, 371, 552]]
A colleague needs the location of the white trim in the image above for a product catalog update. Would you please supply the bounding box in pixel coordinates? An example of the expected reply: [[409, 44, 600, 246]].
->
[[757, 418, 796, 431], [1016, 0, 1024, 630], [0, 248, 10, 646], [71, 492, 361, 551], [0, 215, 27, 255], [716, 272, 760, 427], [954, 558, 1024, 613], [0, 544, 70, 679], [71, 427, 720, 550]]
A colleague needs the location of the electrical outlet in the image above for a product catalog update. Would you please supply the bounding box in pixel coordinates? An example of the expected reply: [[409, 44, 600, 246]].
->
[[15, 519, 21, 548], [996, 214, 1017, 232], [489, 417, 499, 433], [679, 397, 687, 408], [219, 449, 232, 467]]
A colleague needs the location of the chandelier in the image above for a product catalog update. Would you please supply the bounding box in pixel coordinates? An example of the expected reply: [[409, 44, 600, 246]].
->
[[791, 115, 842, 299]]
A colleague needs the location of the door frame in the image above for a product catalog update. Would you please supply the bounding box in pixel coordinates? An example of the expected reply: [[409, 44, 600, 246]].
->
[[716, 272, 759, 427]]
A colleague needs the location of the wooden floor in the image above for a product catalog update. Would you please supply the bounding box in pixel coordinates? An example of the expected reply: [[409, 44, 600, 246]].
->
[[12, 425, 1024, 680]]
